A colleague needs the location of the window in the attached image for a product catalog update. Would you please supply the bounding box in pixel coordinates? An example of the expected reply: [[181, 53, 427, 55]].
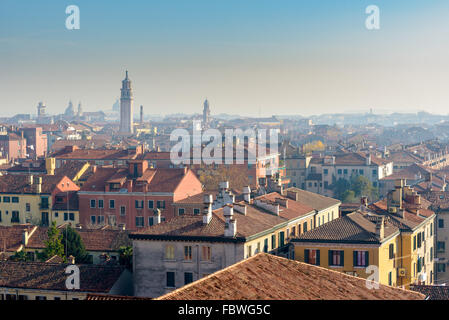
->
[[3, 196, 10, 203], [166, 272, 175, 288], [64, 212, 68, 221], [184, 246, 192, 260], [11, 211, 19, 223], [0, 211, 2, 222], [135, 200, 144, 209], [324, 169, 328, 175], [97, 215, 105, 225], [35, 296, 47, 300], [279, 231, 285, 247], [90, 199, 96, 208], [337, 169, 342, 175], [439, 219, 444, 228], [148, 200, 154, 209], [69, 213, 74, 221], [353, 251, 369, 267], [184, 272, 193, 285], [120, 206, 126, 216], [193, 208, 200, 215], [98, 200, 104, 208], [343, 169, 348, 174], [438, 263, 446, 273], [389, 244, 394, 260], [303, 222, 308, 233], [271, 234, 276, 249], [178, 208, 185, 216], [136, 216, 144, 227], [165, 245, 175, 260], [264, 238, 269, 253], [431, 223, 433, 236], [413, 236, 417, 250], [12, 197, 19, 203], [417, 233, 422, 248], [26, 203, 30, 212], [157, 200, 166, 209], [201, 246, 211, 261], [388, 272, 392, 286], [109, 200, 115, 209], [372, 169, 377, 175], [90, 216, 96, 224], [304, 249, 320, 266], [438, 241, 445, 253], [359, 169, 364, 175], [329, 250, 344, 267]]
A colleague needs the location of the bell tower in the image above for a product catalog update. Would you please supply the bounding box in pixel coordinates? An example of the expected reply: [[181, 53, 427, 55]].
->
[[120, 70, 134, 134]]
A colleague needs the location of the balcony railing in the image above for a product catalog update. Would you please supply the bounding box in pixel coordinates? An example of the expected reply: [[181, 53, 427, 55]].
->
[[39, 203, 49, 210]]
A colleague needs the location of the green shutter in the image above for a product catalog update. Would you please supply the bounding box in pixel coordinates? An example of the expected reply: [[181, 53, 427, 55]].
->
[[365, 251, 369, 267], [328, 250, 333, 266], [353, 251, 357, 266], [316, 250, 320, 266], [304, 249, 309, 263]]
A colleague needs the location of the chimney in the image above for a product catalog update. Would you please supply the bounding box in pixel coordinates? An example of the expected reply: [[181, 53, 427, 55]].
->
[[286, 190, 299, 201], [375, 217, 385, 240], [203, 194, 213, 224], [233, 203, 247, 215], [243, 186, 251, 203], [154, 209, 162, 224], [366, 154, 372, 166], [361, 196, 368, 207], [35, 177, 42, 194], [22, 229, 29, 246], [224, 205, 237, 237], [275, 197, 288, 208], [68, 255, 75, 264]]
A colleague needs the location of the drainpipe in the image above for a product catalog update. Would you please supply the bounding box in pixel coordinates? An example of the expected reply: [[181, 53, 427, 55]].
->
[[196, 244, 200, 281]]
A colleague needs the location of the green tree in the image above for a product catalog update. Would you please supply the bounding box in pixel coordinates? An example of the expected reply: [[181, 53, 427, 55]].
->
[[37, 221, 65, 262], [332, 178, 351, 201], [10, 251, 30, 262], [118, 246, 133, 270], [341, 190, 356, 203], [61, 225, 88, 264]]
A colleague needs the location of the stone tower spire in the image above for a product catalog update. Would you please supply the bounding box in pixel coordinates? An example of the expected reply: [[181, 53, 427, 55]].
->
[[120, 70, 134, 134]]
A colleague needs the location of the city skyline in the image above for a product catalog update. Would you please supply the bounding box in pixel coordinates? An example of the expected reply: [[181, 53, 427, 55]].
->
[[1, 1, 449, 117]]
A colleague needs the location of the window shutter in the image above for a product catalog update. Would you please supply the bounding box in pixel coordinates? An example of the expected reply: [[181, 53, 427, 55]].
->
[[316, 250, 320, 266], [328, 250, 333, 266], [340, 251, 345, 267], [304, 249, 309, 263], [353, 251, 357, 266], [365, 251, 369, 267]]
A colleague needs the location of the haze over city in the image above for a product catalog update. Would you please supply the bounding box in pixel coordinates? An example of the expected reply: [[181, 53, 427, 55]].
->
[[1, 0, 449, 117]]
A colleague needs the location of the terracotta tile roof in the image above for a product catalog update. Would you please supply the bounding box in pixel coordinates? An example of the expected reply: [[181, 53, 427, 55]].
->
[[6, 160, 46, 174], [254, 192, 315, 220], [410, 285, 449, 300], [293, 211, 399, 244], [0, 225, 36, 252], [0, 174, 68, 194], [130, 202, 296, 241], [0, 261, 125, 293], [368, 199, 435, 231], [422, 191, 449, 210], [86, 294, 152, 300], [285, 187, 341, 211], [140, 151, 171, 160], [25, 226, 130, 252], [81, 167, 195, 193], [55, 161, 89, 181], [54, 148, 138, 161], [157, 253, 424, 300], [387, 151, 423, 163]]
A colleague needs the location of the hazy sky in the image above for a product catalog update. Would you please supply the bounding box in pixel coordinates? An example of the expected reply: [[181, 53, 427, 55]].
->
[[1, 0, 449, 117]]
